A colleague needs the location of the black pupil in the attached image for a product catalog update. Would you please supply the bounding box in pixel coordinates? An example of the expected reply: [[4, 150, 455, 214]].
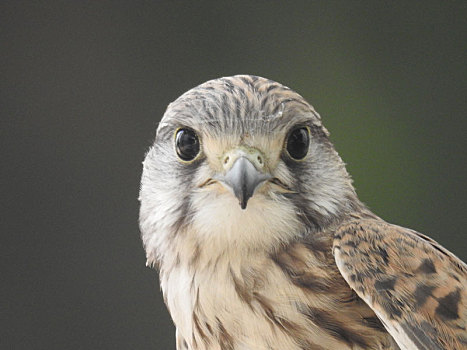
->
[[287, 127, 309, 160], [176, 129, 200, 161]]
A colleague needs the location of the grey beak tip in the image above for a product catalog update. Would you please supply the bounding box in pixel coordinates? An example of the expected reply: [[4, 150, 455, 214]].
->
[[222, 156, 270, 210], [235, 186, 250, 210]]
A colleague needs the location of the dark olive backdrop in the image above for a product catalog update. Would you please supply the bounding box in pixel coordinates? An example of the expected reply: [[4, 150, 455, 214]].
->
[[2, 1, 466, 349]]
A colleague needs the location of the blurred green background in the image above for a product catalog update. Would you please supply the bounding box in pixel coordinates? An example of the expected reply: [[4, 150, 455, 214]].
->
[[2, 1, 466, 349]]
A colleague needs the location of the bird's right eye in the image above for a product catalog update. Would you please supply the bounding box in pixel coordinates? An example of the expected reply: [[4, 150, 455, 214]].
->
[[175, 128, 200, 161]]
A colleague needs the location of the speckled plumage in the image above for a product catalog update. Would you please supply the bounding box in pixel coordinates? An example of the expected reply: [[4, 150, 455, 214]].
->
[[139, 75, 467, 349]]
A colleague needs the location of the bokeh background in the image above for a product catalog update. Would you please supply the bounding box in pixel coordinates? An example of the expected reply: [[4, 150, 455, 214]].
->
[[2, 1, 466, 349]]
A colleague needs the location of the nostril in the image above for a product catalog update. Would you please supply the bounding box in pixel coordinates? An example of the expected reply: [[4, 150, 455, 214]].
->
[[257, 155, 263, 166], [224, 156, 230, 165]]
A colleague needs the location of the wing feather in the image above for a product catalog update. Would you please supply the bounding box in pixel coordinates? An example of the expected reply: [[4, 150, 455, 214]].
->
[[333, 219, 467, 350]]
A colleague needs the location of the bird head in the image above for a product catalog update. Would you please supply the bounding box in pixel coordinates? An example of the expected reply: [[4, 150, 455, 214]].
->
[[139, 75, 361, 265]]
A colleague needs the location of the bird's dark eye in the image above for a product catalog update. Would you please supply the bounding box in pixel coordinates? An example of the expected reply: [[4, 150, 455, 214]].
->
[[175, 128, 200, 161], [286, 127, 310, 160]]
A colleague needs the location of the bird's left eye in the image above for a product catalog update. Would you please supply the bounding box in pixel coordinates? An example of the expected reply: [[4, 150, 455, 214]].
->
[[175, 128, 200, 161], [286, 127, 310, 160]]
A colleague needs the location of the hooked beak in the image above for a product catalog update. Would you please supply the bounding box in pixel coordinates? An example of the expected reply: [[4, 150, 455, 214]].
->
[[216, 149, 271, 209]]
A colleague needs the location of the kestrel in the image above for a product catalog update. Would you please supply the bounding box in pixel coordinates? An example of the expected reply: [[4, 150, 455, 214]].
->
[[139, 75, 466, 349]]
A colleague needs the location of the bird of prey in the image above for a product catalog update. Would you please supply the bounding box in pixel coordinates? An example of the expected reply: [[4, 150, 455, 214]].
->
[[139, 75, 466, 350]]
